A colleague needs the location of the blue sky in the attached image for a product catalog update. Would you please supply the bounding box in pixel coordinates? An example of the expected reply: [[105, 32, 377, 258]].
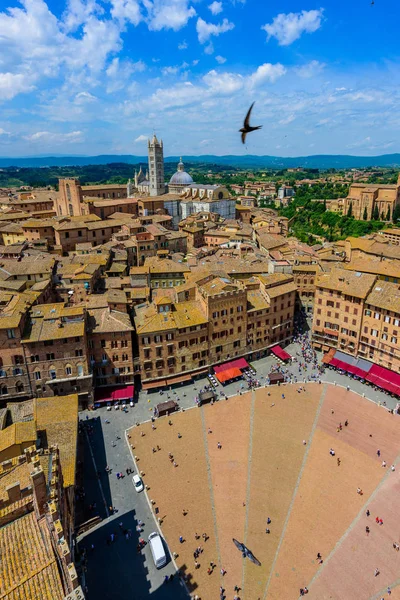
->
[[0, 0, 399, 157]]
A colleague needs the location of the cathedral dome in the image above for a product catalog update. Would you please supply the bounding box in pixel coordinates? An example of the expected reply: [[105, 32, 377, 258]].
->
[[169, 158, 193, 185]]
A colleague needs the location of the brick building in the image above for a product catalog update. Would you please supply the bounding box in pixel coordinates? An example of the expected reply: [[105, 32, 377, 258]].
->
[[312, 269, 400, 371], [21, 303, 92, 405], [135, 272, 296, 385], [87, 307, 134, 388], [342, 175, 400, 221]]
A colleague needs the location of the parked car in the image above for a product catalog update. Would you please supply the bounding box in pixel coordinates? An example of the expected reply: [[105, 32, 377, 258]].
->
[[132, 474, 144, 492]]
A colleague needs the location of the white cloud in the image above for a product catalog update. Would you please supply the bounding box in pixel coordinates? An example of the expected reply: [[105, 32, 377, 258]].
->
[[262, 9, 324, 46], [196, 17, 234, 44], [0, 128, 11, 136], [162, 66, 179, 75], [202, 69, 243, 94], [178, 40, 188, 50], [106, 57, 145, 92], [110, 0, 142, 25], [145, 0, 196, 31], [74, 91, 97, 103], [63, 0, 103, 32], [215, 55, 226, 64], [295, 60, 325, 79], [134, 134, 148, 142], [199, 138, 211, 146], [208, 1, 223, 15], [26, 130, 84, 143], [248, 63, 286, 87], [0, 73, 35, 101], [192, 59, 199, 66], [279, 114, 295, 125], [204, 42, 214, 55]]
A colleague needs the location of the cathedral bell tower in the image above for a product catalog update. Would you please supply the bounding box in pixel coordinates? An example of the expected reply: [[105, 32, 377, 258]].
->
[[148, 134, 165, 197]]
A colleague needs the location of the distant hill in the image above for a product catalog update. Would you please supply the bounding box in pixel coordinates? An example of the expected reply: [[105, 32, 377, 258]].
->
[[1, 153, 400, 169]]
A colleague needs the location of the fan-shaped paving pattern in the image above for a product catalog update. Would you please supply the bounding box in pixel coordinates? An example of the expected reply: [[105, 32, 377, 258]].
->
[[129, 383, 400, 600]]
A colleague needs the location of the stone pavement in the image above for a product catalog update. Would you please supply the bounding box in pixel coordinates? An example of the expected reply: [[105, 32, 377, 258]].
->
[[78, 337, 398, 599]]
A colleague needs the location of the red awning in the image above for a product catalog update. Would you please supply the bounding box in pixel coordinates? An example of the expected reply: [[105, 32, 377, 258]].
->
[[333, 360, 369, 379], [112, 385, 134, 400], [214, 358, 249, 374], [270, 345, 292, 361], [94, 384, 134, 403], [215, 367, 243, 383], [366, 365, 400, 396]]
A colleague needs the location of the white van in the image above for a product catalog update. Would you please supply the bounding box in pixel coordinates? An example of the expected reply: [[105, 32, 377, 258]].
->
[[148, 532, 167, 569]]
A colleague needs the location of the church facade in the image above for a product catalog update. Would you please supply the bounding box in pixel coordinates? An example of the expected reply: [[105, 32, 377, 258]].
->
[[343, 175, 400, 221]]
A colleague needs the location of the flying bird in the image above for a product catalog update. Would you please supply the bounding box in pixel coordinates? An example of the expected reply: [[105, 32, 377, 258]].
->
[[239, 102, 262, 144], [232, 538, 262, 566]]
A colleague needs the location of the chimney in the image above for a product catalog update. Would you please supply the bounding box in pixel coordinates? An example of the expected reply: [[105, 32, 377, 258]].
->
[[30, 466, 47, 516], [6, 482, 21, 502]]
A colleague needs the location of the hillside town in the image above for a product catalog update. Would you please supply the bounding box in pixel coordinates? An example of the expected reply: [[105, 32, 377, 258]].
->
[[0, 137, 400, 600]]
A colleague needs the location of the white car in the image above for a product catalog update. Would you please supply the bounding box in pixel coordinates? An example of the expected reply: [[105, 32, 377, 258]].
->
[[132, 474, 144, 492]]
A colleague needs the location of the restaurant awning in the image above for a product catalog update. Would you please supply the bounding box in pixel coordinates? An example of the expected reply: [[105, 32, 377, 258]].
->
[[94, 384, 134, 403], [214, 358, 249, 374], [142, 379, 167, 390], [215, 367, 243, 383], [165, 373, 193, 385], [112, 385, 134, 400], [322, 348, 336, 364], [270, 345, 292, 361], [366, 365, 400, 396]]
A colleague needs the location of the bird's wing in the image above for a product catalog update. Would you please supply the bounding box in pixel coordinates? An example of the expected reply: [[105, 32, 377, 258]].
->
[[233, 538, 245, 553], [241, 131, 247, 144], [247, 549, 262, 566], [244, 102, 255, 128]]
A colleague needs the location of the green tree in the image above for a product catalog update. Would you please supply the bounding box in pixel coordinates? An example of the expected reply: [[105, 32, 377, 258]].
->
[[393, 204, 400, 222], [372, 204, 380, 220], [363, 206, 368, 220], [386, 206, 391, 221], [347, 202, 353, 217]]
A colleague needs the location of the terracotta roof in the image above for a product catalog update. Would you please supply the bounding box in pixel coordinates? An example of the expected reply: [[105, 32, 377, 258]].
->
[[135, 300, 208, 334], [344, 258, 400, 280], [144, 257, 190, 274], [316, 269, 376, 299], [0, 421, 37, 454], [0, 512, 65, 600], [247, 289, 270, 311], [34, 395, 78, 488], [88, 308, 134, 333], [366, 281, 400, 314]]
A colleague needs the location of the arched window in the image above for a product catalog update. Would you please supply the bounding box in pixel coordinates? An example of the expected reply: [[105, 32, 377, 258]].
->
[[77, 364, 84, 377], [49, 366, 57, 380], [218, 192, 223, 200], [0, 357, 3, 368], [65, 364, 73, 376], [1, 385, 8, 395], [69, 203, 73, 216], [66, 183, 71, 201], [16, 382, 24, 393]]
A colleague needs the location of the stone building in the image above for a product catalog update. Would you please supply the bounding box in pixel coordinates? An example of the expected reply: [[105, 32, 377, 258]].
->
[[342, 175, 400, 221], [312, 268, 400, 371], [87, 307, 134, 388], [21, 303, 92, 406], [135, 271, 296, 385], [0, 444, 84, 600]]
